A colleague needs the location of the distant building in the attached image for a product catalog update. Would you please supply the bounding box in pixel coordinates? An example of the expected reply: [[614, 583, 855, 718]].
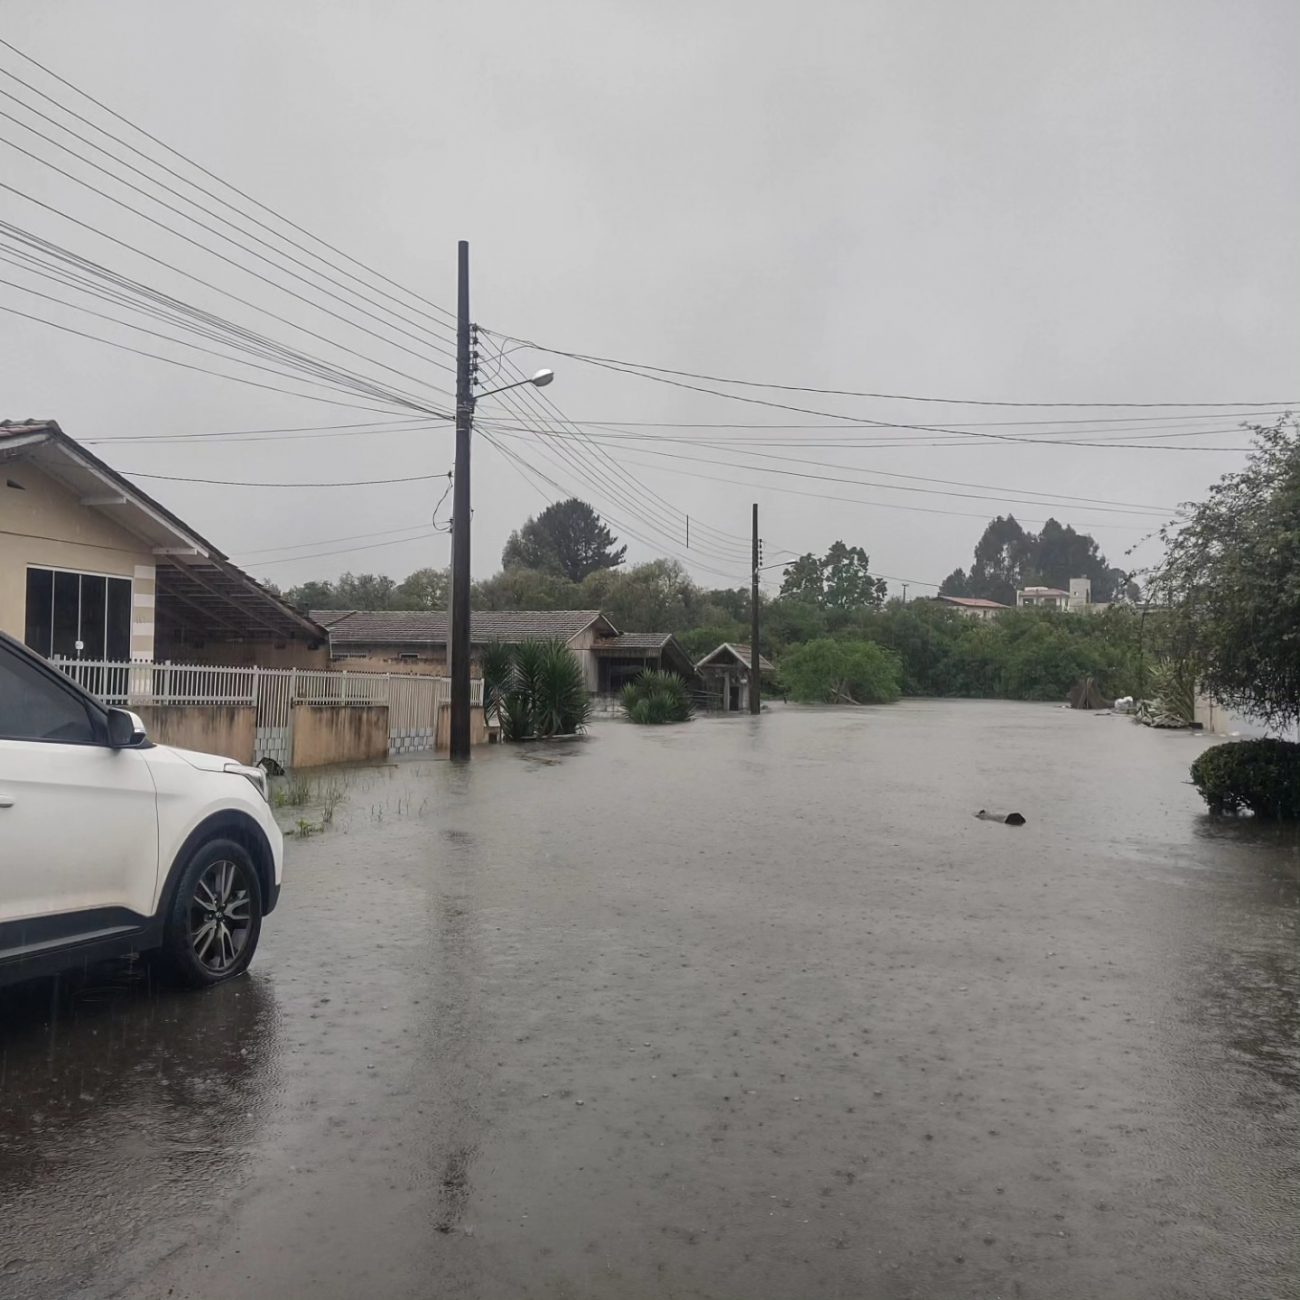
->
[[1016, 577, 1110, 614], [934, 595, 1010, 621], [1016, 585, 1071, 610]]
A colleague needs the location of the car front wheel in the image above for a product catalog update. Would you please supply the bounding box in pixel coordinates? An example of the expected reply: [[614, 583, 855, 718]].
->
[[163, 838, 264, 987]]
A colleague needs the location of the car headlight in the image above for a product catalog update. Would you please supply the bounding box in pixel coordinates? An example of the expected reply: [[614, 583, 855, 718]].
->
[[224, 762, 270, 803]]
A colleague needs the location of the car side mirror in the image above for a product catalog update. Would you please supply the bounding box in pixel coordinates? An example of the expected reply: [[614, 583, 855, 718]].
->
[[106, 707, 148, 748]]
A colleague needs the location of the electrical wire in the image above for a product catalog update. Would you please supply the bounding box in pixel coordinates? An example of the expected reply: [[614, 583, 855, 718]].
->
[[0, 302, 427, 416], [0, 36, 460, 329], [486, 330, 1298, 409], [0, 83, 459, 359]]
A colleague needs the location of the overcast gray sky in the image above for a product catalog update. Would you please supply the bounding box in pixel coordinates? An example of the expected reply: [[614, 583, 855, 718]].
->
[[3, 0, 1297, 597]]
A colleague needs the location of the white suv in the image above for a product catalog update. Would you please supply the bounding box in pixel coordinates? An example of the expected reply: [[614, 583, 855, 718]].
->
[[0, 631, 283, 989]]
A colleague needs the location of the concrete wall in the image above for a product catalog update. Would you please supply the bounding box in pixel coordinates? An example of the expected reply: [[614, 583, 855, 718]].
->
[[135, 704, 256, 763], [290, 703, 389, 768], [330, 651, 448, 675], [166, 638, 330, 669], [434, 702, 488, 752], [0, 462, 155, 657]]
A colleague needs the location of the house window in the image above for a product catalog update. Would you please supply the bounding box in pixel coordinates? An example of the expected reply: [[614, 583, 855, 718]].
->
[[24, 567, 132, 660]]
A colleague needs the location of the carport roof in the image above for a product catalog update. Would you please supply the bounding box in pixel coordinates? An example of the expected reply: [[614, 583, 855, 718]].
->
[[1, 420, 327, 645]]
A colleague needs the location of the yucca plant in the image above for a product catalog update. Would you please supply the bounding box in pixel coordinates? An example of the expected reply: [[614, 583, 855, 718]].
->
[[479, 641, 515, 729], [621, 669, 695, 725], [481, 638, 591, 741]]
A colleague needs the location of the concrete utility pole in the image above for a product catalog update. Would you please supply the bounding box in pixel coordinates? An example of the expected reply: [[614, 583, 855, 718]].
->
[[750, 502, 761, 714], [901, 582, 910, 604], [449, 240, 474, 762], [448, 241, 556, 761]]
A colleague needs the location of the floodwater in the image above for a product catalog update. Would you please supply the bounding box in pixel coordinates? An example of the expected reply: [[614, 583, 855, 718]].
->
[[2, 701, 1297, 1299]]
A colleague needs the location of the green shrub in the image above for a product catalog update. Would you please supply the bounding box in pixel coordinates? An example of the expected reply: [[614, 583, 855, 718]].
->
[[1190, 739, 1300, 818], [484, 638, 591, 740], [622, 669, 694, 724], [780, 639, 902, 705]]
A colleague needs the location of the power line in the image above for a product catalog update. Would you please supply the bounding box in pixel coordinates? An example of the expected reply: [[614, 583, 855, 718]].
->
[[238, 529, 444, 570], [482, 431, 750, 582], [0, 137, 458, 384], [118, 468, 449, 489], [0, 198, 454, 403], [0, 226, 451, 409], [488, 330, 1298, 409], [0, 101, 460, 366], [0, 302, 426, 416], [488, 353, 753, 553], [0, 271, 443, 414], [237, 521, 441, 558], [0, 37, 460, 331], [591, 439, 1152, 535], [80, 416, 436, 445], [487, 428, 1171, 519]]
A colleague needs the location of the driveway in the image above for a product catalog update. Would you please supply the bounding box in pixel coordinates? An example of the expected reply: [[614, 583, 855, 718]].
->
[[1, 701, 1297, 1299]]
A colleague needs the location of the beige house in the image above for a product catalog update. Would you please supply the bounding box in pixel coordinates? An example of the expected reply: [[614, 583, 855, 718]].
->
[[1, 420, 327, 665]]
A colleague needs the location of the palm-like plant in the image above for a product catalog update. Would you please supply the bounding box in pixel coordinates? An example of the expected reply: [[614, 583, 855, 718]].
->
[[621, 669, 695, 724], [481, 638, 591, 741]]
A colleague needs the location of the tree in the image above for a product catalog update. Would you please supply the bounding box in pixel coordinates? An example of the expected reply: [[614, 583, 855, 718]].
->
[[471, 567, 581, 611], [283, 578, 340, 611], [1149, 418, 1300, 730], [395, 567, 449, 610], [938, 568, 970, 597], [581, 559, 695, 630], [780, 639, 902, 704], [955, 515, 1128, 605], [780, 542, 888, 611], [501, 498, 626, 582]]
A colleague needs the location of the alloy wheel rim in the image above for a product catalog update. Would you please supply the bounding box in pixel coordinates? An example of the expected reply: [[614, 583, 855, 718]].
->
[[189, 859, 253, 972]]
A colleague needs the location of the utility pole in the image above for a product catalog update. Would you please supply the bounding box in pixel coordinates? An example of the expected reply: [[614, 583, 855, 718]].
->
[[449, 240, 473, 762], [750, 502, 761, 714], [901, 583, 909, 604]]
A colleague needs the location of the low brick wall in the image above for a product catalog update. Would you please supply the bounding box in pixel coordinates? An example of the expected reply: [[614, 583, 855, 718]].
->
[[134, 704, 256, 763], [290, 703, 389, 768]]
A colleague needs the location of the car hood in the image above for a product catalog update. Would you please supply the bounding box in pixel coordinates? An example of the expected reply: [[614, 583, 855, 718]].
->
[[153, 744, 239, 773]]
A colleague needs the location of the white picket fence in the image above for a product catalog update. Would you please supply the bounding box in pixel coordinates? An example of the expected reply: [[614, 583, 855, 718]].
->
[[51, 658, 480, 764]]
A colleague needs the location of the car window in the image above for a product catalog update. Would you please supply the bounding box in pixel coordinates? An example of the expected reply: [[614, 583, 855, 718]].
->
[[0, 646, 99, 743]]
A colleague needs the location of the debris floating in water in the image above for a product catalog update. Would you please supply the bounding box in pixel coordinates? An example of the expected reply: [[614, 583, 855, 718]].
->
[[975, 809, 1027, 826]]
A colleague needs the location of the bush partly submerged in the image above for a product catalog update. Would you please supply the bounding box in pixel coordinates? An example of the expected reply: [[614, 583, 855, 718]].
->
[[622, 669, 695, 725], [780, 638, 902, 705], [1190, 738, 1300, 819]]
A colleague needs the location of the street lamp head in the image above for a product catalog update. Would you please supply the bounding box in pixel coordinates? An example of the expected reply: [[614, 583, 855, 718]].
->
[[530, 368, 555, 388]]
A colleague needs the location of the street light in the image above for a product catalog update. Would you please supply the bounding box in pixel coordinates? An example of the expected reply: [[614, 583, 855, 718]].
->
[[449, 240, 556, 761], [476, 369, 554, 399]]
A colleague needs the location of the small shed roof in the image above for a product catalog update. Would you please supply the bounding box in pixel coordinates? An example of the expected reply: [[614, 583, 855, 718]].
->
[[695, 642, 775, 673], [591, 631, 698, 679]]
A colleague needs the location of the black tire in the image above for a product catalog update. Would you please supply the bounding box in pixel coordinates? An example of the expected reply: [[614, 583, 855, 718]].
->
[[162, 838, 263, 987]]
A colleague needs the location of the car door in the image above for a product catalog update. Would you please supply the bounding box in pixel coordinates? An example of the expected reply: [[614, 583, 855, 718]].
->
[[0, 640, 159, 954]]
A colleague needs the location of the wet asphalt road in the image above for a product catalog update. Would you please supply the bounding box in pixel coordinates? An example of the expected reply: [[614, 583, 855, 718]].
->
[[2, 700, 1298, 1299]]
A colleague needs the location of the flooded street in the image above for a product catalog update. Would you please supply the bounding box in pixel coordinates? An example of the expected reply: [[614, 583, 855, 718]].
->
[[2, 701, 1297, 1299]]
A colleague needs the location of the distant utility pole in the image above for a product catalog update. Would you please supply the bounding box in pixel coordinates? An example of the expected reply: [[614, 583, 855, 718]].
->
[[448, 241, 556, 762], [750, 502, 761, 714], [901, 582, 910, 603]]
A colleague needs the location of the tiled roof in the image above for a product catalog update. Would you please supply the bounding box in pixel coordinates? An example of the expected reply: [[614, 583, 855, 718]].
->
[[599, 631, 673, 651], [1019, 587, 1070, 597], [317, 609, 610, 647], [937, 596, 1010, 609], [695, 642, 776, 673]]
